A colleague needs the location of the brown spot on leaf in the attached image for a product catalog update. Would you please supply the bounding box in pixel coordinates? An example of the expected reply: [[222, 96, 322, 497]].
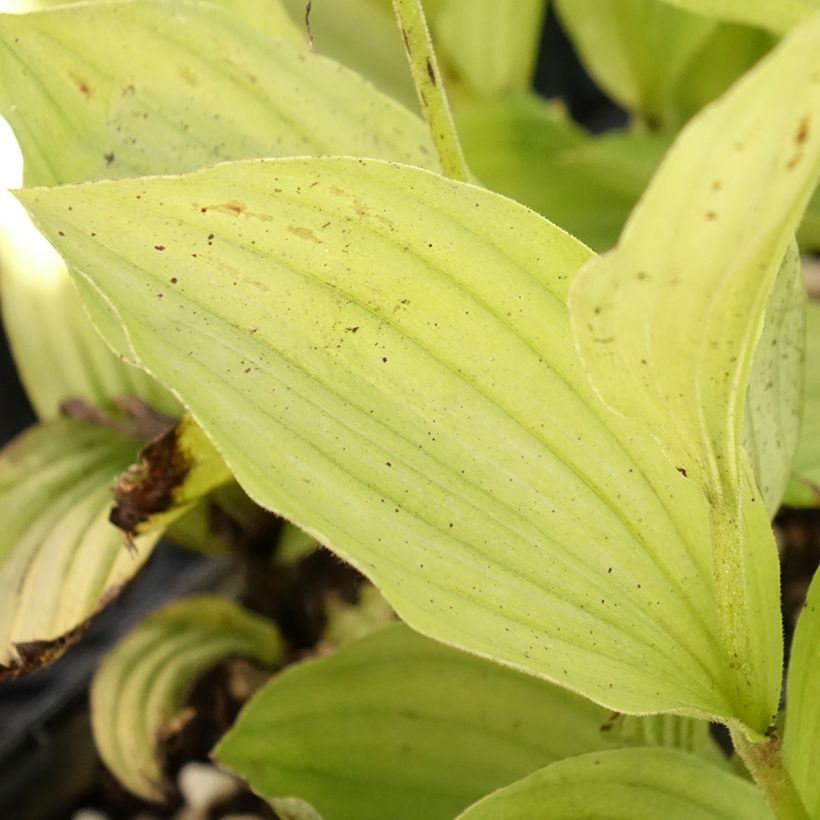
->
[[110, 423, 192, 538], [200, 201, 272, 221], [69, 70, 92, 98], [287, 225, 322, 244], [179, 66, 198, 86]]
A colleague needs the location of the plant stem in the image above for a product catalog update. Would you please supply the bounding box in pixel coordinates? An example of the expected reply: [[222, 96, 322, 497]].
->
[[391, 0, 469, 181], [730, 726, 810, 820]]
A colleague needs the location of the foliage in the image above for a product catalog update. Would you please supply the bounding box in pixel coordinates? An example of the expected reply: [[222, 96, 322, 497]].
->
[[0, 1, 819, 818]]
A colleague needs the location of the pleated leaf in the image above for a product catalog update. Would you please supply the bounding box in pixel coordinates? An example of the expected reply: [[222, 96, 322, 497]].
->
[[0, 419, 156, 676], [656, 0, 818, 35], [456, 748, 772, 820], [569, 14, 820, 731], [215, 624, 723, 820], [741, 241, 805, 517], [784, 569, 820, 817], [431, 0, 547, 96], [0, 0, 431, 417], [21, 152, 779, 730], [91, 595, 281, 802], [784, 301, 820, 507]]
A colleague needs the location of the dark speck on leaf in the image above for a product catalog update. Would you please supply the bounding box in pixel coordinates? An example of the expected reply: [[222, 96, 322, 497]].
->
[[104, 151, 115, 165], [154, 245, 165, 251], [170, 277, 178, 284], [676, 466, 688, 477]]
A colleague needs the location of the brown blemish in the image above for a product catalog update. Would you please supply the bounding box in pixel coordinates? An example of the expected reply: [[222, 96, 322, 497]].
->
[[705, 211, 718, 221], [69, 70, 92, 98], [796, 117, 810, 145], [199, 201, 272, 222], [110, 422, 193, 539], [154, 244, 166, 251], [179, 66, 198, 86], [104, 151, 115, 165], [711, 180, 723, 191], [426, 57, 436, 85], [287, 225, 322, 244], [676, 466, 688, 477]]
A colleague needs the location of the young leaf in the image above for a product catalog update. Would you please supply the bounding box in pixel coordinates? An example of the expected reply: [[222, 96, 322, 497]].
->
[[554, 0, 717, 128], [215, 624, 723, 820], [456, 748, 772, 820], [431, 0, 547, 97], [91, 595, 281, 802], [784, 570, 820, 817], [656, 0, 817, 35], [0, 419, 156, 677], [742, 241, 806, 517], [784, 301, 820, 507], [21, 154, 780, 729], [570, 13, 820, 731], [0, 0, 432, 417]]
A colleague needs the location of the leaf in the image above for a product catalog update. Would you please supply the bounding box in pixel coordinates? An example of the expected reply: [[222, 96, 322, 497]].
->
[[0, 418, 156, 677], [784, 301, 820, 506], [0, 0, 432, 417], [91, 595, 281, 802], [214, 624, 722, 820], [457, 96, 667, 251], [655, 0, 818, 35], [278, 0, 417, 110], [569, 14, 820, 731], [554, 0, 717, 128], [21, 155, 778, 729], [431, 0, 547, 97], [742, 241, 806, 516], [456, 748, 772, 820], [110, 414, 234, 540], [784, 569, 820, 817]]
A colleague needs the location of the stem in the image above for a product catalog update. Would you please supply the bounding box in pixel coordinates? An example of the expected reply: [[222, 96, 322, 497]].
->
[[730, 726, 810, 820], [391, 0, 469, 181]]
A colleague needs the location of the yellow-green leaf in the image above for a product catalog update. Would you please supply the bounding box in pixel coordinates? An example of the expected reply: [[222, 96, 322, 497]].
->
[[21, 154, 773, 727], [554, 0, 716, 127], [431, 0, 547, 97], [742, 241, 806, 516], [656, 0, 818, 35], [0, 418, 156, 676], [457, 748, 772, 820], [0, 0, 431, 417], [569, 14, 820, 731], [91, 595, 281, 802], [784, 301, 820, 506], [215, 624, 723, 820], [784, 570, 820, 817]]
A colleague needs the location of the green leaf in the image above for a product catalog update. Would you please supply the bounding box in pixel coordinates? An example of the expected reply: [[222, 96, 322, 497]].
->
[[457, 96, 667, 251], [21, 153, 777, 728], [784, 301, 820, 506], [554, 0, 717, 127], [279, 0, 417, 109], [0, 418, 156, 677], [91, 595, 281, 802], [431, 0, 547, 97], [784, 570, 820, 817], [215, 624, 721, 820], [742, 241, 806, 517], [570, 14, 820, 730], [0, 0, 431, 417], [655, 0, 818, 35], [456, 748, 772, 820]]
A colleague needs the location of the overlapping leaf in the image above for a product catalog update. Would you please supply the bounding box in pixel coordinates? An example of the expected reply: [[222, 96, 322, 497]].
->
[[18, 151, 768, 727], [456, 748, 772, 820], [0, 0, 432, 417], [0, 418, 155, 676], [570, 14, 820, 730], [215, 624, 723, 820], [784, 570, 820, 817], [742, 241, 805, 516], [91, 595, 281, 801], [784, 301, 820, 507]]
